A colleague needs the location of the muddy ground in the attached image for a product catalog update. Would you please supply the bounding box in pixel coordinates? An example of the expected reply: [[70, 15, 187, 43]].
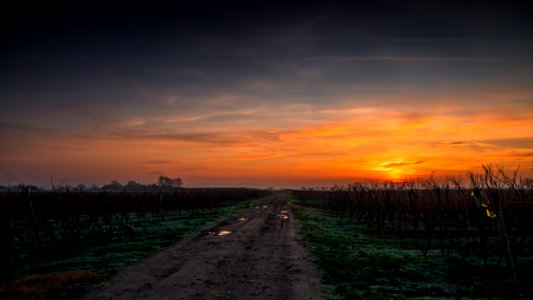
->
[[83, 193, 322, 299]]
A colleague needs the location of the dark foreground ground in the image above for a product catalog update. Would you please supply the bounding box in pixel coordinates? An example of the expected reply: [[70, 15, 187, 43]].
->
[[83, 193, 322, 299]]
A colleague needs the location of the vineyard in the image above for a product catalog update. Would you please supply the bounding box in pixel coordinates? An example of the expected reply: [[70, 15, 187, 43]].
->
[[293, 185, 533, 257], [0, 187, 270, 298], [2, 165, 533, 299], [291, 166, 533, 298]]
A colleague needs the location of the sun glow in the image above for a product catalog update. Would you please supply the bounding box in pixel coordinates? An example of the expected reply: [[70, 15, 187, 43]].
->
[[373, 161, 415, 181], [383, 167, 406, 181]]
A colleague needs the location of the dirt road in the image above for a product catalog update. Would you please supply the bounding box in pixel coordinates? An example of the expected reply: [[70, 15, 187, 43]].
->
[[83, 193, 322, 299]]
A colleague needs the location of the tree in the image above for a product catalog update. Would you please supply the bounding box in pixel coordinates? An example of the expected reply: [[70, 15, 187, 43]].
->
[[126, 180, 141, 187], [101, 180, 123, 191], [157, 176, 183, 188]]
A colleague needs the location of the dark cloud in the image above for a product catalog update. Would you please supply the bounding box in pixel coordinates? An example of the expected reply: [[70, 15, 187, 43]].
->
[[509, 151, 533, 158], [484, 137, 533, 148], [259, 56, 504, 64], [440, 141, 467, 145], [437, 141, 496, 152], [0, 121, 50, 133], [2, 3, 532, 121], [111, 132, 242, 145], [101, 129, 281, 145]]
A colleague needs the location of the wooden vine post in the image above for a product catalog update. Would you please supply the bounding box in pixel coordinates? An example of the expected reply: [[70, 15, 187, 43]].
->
[[490, 189, 519, 299]]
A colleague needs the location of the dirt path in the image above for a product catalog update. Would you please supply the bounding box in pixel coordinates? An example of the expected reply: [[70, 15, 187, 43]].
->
[[83, 192, 322, 300]]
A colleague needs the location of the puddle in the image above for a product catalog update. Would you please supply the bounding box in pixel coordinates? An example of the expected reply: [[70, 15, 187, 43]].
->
[[238, 217, 247, 221], [278, 210, 289, 219], [209, 229, 233, 236]]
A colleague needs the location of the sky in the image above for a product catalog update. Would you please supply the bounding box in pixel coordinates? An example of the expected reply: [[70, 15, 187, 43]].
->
[[1, 1, 532, 187]]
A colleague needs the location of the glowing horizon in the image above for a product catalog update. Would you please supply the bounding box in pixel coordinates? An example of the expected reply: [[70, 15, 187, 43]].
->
[[1, 87, 531, 187]]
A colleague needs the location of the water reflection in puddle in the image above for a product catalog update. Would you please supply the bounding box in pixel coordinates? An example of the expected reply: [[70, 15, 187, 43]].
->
[[209, 229, 233, 236], [278, 209, 289, 219]]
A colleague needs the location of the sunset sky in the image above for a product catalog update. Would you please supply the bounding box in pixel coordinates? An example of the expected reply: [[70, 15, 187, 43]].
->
[[1, 1, 532, 187]]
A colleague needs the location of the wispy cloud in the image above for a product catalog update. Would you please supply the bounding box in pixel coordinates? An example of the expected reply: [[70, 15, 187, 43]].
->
[[1, 59, 532, 186], [483, 137, 533, 149], [252, 56, 502, 65], [144, 160, 172, 165], [302, 56, 499, 63], [383, 161, 425, 168]]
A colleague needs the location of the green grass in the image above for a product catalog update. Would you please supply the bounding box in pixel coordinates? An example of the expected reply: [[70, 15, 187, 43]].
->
[[289, 198, 532, 299], [0, 198, 262, 299]]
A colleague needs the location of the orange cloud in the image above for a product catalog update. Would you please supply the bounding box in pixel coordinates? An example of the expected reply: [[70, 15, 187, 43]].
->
[[1, 88, 532, 187]]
